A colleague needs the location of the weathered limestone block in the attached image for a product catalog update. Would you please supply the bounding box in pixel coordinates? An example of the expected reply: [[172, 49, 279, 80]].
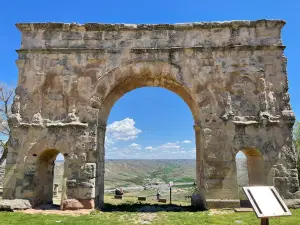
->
[[77, 186, 95, 199], [62, 199, 84, 210], [284, 199, 300, 209], [0, 164, 5, 187], [81, 163, 96, 179], [0, 199, 32, 211], [67, 178, 95, 199]]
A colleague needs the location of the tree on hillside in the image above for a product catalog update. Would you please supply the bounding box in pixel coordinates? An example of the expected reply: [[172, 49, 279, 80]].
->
[[293, 121, 300, 178], [0, 83, 14, 165]]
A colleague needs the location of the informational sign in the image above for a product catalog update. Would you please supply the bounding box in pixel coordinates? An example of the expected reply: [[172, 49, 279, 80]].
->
[[169, 181, 174, 187], [243, 186, 292, 218]]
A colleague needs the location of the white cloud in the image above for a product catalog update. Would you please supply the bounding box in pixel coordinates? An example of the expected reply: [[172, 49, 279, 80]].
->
[[158, 142, 180, 150], [106, 144, 143, 159], [182, 140, 191, 144], [105, 145, 196, 159], [129, 143, 139, 147], [105, 118, 141, 146], [144, 142, 181, 151], [105, 136, 115, 147], [129, 143, 141, 150]]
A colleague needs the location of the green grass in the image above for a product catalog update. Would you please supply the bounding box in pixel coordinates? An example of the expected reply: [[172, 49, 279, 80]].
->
[[123, 176, 145, 186], [148, 164, 184, 183], [173, 184, 193, 188], [173, 177, 195, 183], [0, 209, 300, 225], [0, 196, 299, 225]]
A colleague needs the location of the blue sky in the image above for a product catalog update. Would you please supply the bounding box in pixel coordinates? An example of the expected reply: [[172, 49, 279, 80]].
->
[[0, 0, 299, 159]]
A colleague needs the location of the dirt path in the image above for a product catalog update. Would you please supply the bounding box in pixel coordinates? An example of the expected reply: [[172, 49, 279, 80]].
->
[[22, 208, 93, 216]]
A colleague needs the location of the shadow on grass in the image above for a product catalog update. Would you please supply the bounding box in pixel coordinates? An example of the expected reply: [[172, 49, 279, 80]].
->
[[33, 204, 61, 210], [100, 202, 205, 212]]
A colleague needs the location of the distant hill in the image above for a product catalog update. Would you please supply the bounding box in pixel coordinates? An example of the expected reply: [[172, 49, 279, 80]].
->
[[104, 159, 196, 189]]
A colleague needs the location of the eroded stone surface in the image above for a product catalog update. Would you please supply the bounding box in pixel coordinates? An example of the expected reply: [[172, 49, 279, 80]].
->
[[0, 199, 32, 211], [62, 199, 84, 210], [0, 164, 4, 188], [2, 20, 298, 209]]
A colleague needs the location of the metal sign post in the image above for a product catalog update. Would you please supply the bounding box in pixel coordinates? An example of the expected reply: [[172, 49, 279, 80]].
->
[[243, 186, 292, 225], [260, 218, 269, 225], [169, 181, 174, 204]]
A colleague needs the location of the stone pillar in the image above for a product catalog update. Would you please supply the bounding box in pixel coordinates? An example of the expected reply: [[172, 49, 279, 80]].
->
[[191, 124, 207, 210], [66, 160, 96, 209], [2, 148, 20, 199], [3, 60, 25, 199], [2, 165, 17, 199], [203, 160, 238, 199], [194, 124, 204, 189], [96, 125, 106, 209]]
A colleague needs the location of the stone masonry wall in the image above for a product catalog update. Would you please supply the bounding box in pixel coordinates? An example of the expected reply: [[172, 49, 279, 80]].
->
[[0, 164, 4, 187]]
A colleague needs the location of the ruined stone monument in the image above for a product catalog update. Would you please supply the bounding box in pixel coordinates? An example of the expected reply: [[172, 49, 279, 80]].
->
[[3, 20, 299, 209]]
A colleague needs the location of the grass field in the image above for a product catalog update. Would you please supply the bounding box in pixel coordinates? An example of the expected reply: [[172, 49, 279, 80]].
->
[[0, 208, 299, 224], [0, 196, 300, 225]]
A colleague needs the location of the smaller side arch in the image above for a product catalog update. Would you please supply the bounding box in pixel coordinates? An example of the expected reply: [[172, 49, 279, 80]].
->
[[35, 149, 63, 205], [21, 138, 72, 206]]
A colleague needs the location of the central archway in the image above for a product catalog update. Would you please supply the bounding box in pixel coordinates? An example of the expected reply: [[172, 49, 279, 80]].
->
[[91, 61, 203, 207]]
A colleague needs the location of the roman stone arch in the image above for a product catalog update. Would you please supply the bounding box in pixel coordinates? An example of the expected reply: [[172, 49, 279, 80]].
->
[[3, 20, 299, 209]]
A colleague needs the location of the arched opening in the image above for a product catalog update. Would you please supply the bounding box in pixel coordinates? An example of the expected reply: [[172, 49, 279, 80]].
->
[[35, 149, 65, 206], [235, 148, 265, 199], [90, 61, 204, 208], [103, 87, 197, 205], [236, 151, 249, 199], [52, 153, 64, 205]]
